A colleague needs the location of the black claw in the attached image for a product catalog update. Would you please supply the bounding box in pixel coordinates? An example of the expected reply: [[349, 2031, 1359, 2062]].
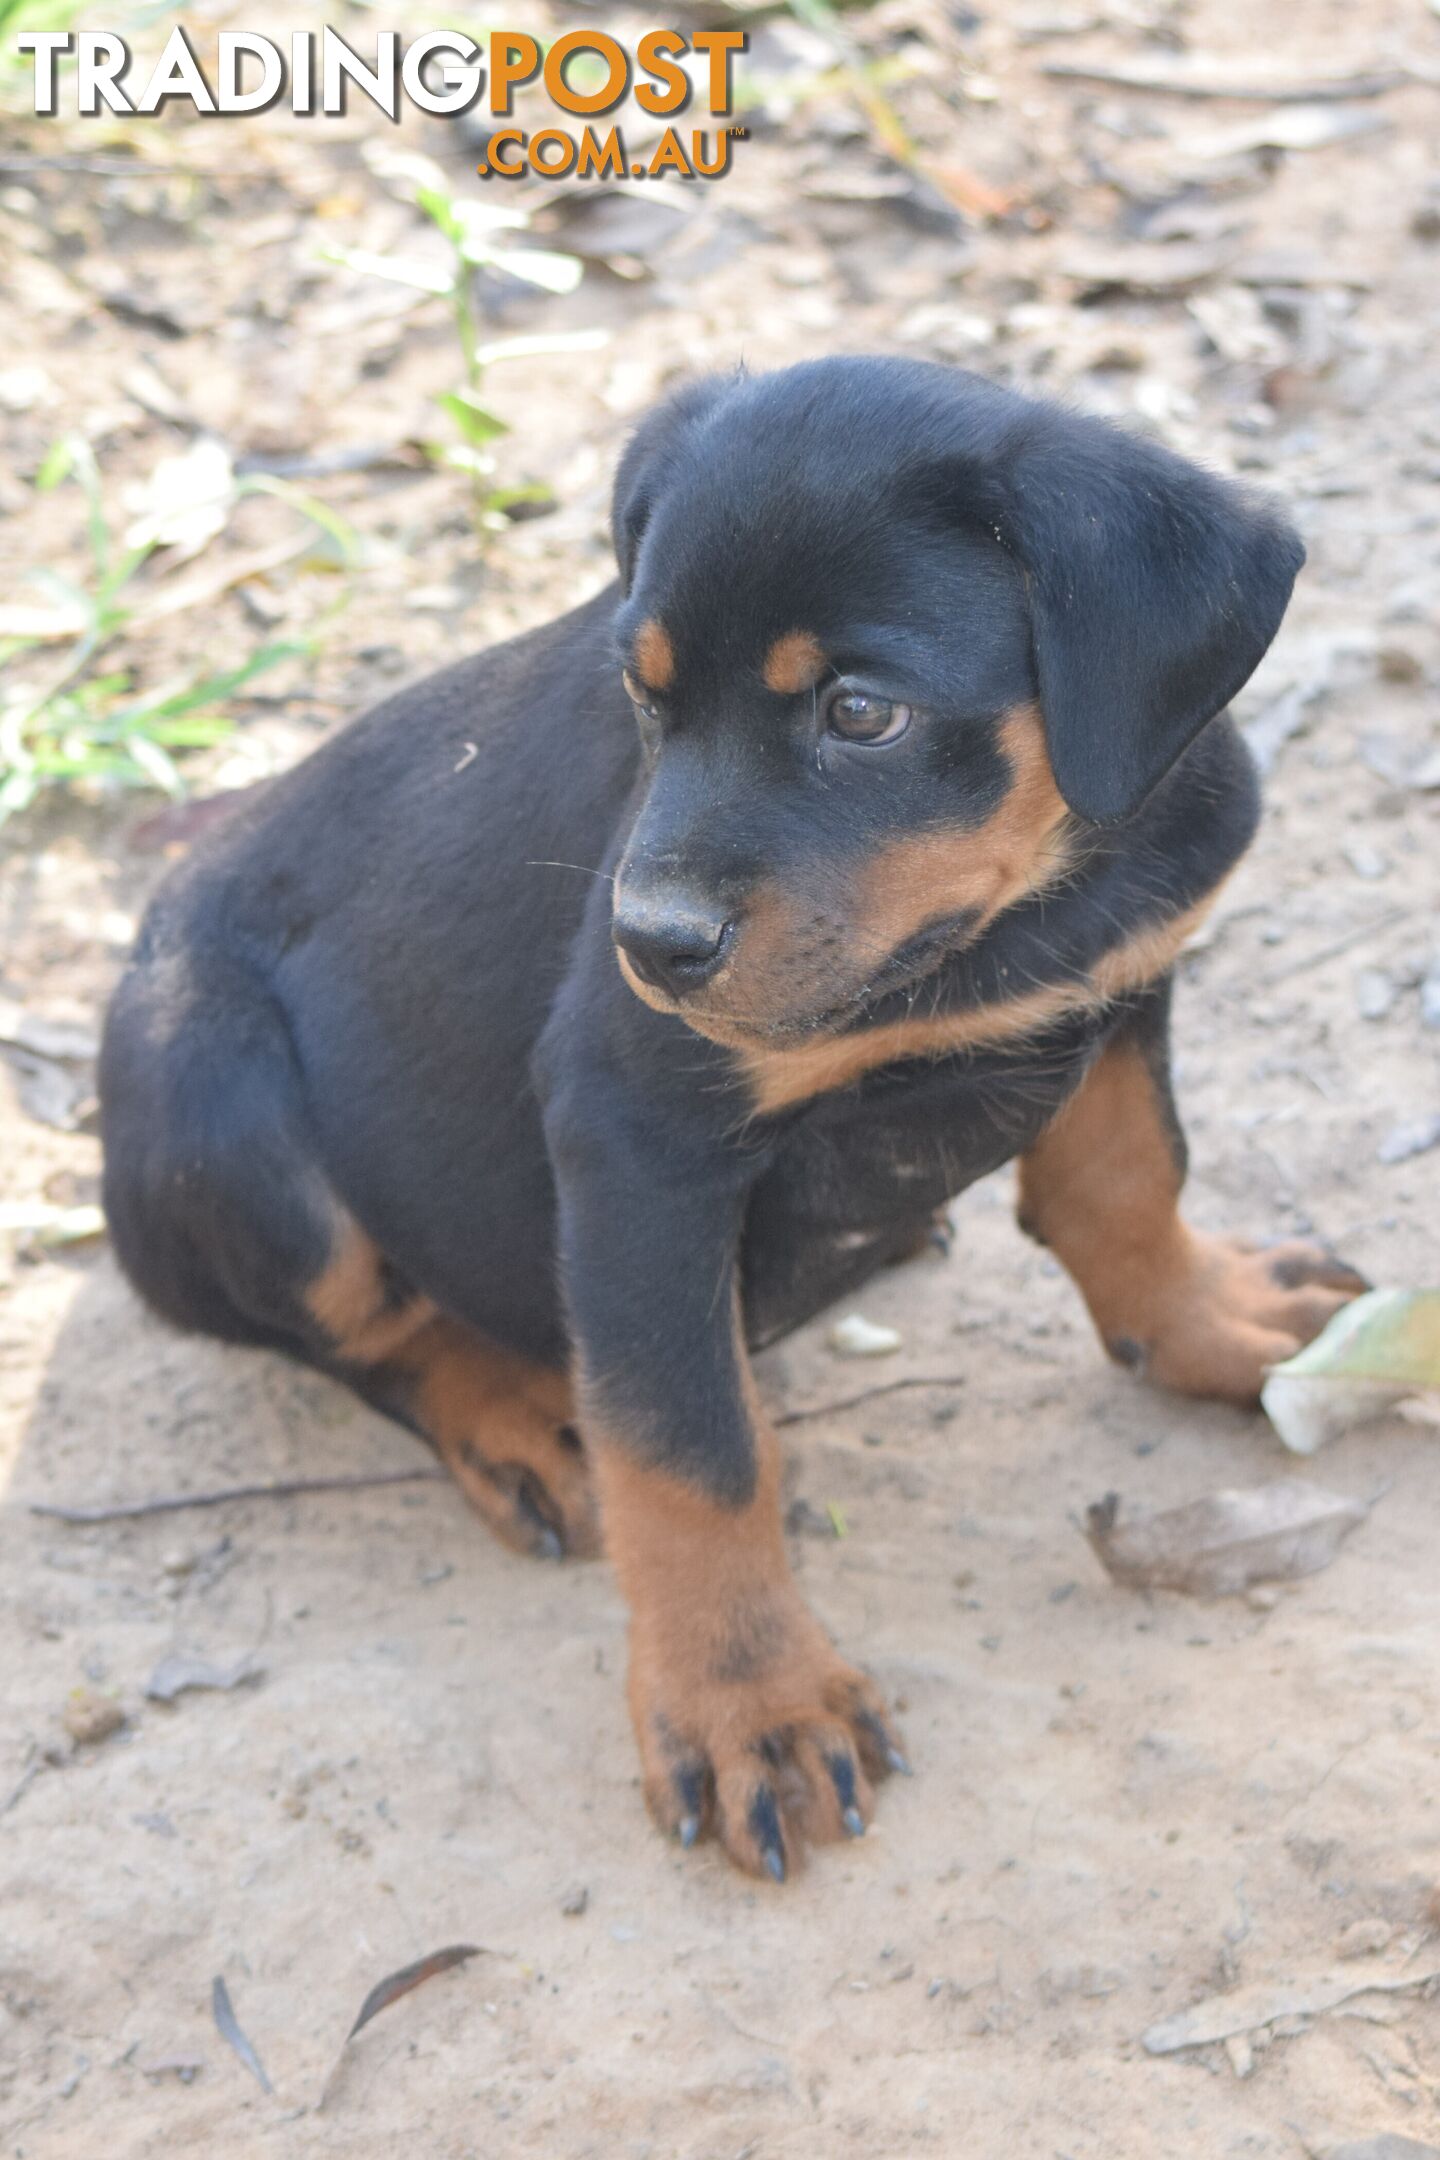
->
[[856, 1707, 908, 1778], [513, 1468, 566, 1558], [843, 1805, 865, 1838], [827, 1749, 859, 1816], [671, 1761, 708, 1842], [748, 1784, 786, 1884]]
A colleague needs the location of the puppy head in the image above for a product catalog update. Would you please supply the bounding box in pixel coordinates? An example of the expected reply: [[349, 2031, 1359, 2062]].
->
[[608, 358, 1302, 1046]]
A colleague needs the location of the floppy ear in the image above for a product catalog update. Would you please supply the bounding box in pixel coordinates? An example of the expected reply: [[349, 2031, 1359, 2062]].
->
[[982, 411, 1304, 824], [611, 375, 733, 592]]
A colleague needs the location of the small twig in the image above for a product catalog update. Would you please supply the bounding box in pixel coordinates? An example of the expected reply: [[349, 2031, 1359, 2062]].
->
[[1258, 905, 1413, 986], [1041, 62, 1413, 102], [32, 1386, 974, 1523], [0, 155, 241, 175], [234, 445, 421, 482], [0, 1759, 45, 1819], [27, 1467, 446, 1525], [774, 1375, 967, 1427]]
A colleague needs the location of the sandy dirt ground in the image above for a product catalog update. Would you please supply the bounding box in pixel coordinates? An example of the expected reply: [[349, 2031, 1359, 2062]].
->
[[2, 1, 1439, 2154]]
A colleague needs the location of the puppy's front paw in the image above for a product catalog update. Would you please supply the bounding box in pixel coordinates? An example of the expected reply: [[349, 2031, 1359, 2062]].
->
[[628, 1594, 907, 1881], [1113, 1233, 1368, 1405]]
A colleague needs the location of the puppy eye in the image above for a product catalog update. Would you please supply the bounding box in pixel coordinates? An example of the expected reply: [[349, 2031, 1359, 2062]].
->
[[622, 671, 661, 722], [825, 688, 912, 746]]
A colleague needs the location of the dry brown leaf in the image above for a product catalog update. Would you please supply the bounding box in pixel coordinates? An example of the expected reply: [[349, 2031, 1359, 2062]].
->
[[1084, 1478, 1369, 1595], [348, 1944, 484, 2039]]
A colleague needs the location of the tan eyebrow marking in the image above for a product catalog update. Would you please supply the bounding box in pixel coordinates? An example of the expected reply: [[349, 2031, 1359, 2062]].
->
[[632, 618, 675, 692], [762, 631, 827, 697]]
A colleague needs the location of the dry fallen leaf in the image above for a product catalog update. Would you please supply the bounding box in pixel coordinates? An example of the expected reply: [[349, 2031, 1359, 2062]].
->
[[317, 1944, 485, 2112], [1378, 1115, 1440, 1166], [1328, 2139, 1440, 2160], [348, 1945, 484, 2040], [1262, 1289, 1440, 1454], [145, 1651, 264, 1704], [1143, 1956, 1440, 2054], [1184, 104, 1390, 158], [0, 1004, 97, 1131], [124, 437, 236, 558], [1084, 1479, 1369, 1596], [1058, 239, 1237, 297], [0, 1201, 107, 1253], [212, 1975, 273, 2095]]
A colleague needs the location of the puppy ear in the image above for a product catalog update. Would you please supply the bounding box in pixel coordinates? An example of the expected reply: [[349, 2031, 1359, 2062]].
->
[[984, 413, 1304, 824], [611, 376, 732, 591]]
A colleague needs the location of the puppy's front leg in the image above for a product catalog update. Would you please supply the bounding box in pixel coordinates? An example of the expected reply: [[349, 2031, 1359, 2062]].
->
[[1019, 979, 1366, 1402], [540, 1066, 906, 1880]]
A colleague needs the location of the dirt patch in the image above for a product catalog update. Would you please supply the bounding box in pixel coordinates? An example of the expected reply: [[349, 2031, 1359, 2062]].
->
[[2, 0, 1439, 2153]]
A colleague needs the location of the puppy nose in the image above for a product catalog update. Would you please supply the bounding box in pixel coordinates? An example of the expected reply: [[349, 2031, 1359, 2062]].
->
[[613, 893, 734, 998]]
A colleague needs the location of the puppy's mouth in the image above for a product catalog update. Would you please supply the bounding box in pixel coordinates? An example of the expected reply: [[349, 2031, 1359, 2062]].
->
[[674, 906, 985, 1048]]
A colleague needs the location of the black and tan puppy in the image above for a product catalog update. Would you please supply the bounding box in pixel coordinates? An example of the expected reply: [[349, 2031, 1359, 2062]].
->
[[100, 357, 1365, 1881]]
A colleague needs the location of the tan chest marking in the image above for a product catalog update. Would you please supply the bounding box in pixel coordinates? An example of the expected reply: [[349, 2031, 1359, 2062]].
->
[[740, 892, 1218, 1117]]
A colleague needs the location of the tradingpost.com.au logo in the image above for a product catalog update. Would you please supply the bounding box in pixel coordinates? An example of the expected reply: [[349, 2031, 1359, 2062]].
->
[[16, 25, 749, 181]]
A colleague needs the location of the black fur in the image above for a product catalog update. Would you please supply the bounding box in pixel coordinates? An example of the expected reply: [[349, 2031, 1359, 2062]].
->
[[101, 357, 1294, 1510]]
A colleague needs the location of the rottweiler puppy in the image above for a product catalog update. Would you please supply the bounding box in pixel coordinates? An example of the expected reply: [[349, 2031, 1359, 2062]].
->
[[100, 357, 1366, 1881]]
